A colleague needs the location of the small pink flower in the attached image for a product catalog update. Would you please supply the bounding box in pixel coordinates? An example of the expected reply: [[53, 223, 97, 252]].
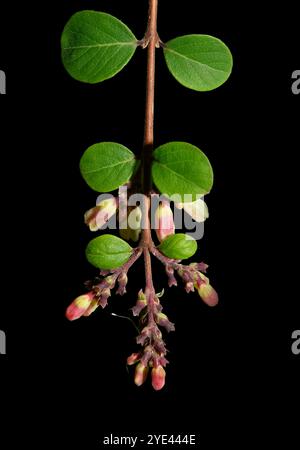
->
[[151, 365, 166, 391], [155, 201, 175, 242], [134, 363, 149, 387], [84, 197, 117, 231], [66, 293, 94, 321]]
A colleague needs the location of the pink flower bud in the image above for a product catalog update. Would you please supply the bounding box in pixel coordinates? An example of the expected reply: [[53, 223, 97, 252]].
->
[[134, 363, 148, 387], [197, 283, 219, 307], [84, 197, 117, 231], [155, 201, 175, 242], [127, 352, 141, 366], [151, 365, 166, 391], [66, 293, 94, 321]]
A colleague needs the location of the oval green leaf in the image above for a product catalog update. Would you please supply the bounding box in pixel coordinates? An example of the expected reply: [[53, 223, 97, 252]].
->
[[152, 142, 213, 201], [158, 234, 197, 260], [163, 34, 233, 91], [86, 234, 133, 269], [80, 142, 137, 192], [61, 11, 137, 83]]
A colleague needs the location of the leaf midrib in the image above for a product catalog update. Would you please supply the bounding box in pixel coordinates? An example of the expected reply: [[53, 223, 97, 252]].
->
[[82, 157, 135, 174], [63, 41, 136, 50], [154, 161, 208, 191], [165, 47, 227, 75]]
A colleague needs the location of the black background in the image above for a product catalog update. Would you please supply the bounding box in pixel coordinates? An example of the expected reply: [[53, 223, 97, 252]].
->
[[0, 1, 299, 448]]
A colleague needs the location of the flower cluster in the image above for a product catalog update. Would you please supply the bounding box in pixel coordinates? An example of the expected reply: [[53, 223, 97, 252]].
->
[[126, 288, 175, 389], [66, 269, 130, 320], [65, 190, 217, 391]]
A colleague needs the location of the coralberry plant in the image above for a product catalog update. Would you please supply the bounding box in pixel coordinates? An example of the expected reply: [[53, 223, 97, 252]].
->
[[62, 0, 232, 390]]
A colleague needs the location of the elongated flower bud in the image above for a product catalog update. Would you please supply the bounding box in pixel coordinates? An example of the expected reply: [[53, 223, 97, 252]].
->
[[84, 197, 117, 231], [193, 271, 219, 306], [66, 293, 94, 321], [197, 283, 219, 307], [134, 363, 148, 387], [155, 201, 175, 242], [151, 365, 166, 391]]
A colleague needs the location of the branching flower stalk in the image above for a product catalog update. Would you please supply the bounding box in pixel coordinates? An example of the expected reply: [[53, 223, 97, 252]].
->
[[62, 0, 233, 390]]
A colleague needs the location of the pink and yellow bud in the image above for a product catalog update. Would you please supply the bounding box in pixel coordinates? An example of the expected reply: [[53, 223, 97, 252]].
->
[[66, 293, 94, 321], [155, 201, 175, 242], [151, 365, 166, 391], [127, 352, 141, 366], [197, 283, 219, 307], [84, 197, 117, 231], [134, 363, 148, 387]]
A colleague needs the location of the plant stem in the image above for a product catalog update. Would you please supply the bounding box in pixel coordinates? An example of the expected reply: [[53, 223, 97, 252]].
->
[[140, 0, 159, 330], [142, 0, 159, 195]]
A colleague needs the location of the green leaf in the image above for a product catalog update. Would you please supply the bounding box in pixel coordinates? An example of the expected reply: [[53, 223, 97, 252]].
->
[[152, 142, 213, 201], [86, 235, 133, 269], [163, 34, 233, 91], [80, 142, 137, 192], [158, 234, 197, 260], [61, 11, 137, 83]]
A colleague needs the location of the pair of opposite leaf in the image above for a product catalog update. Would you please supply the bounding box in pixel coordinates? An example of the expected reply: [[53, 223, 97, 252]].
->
[[61, 10, 232, 207]]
